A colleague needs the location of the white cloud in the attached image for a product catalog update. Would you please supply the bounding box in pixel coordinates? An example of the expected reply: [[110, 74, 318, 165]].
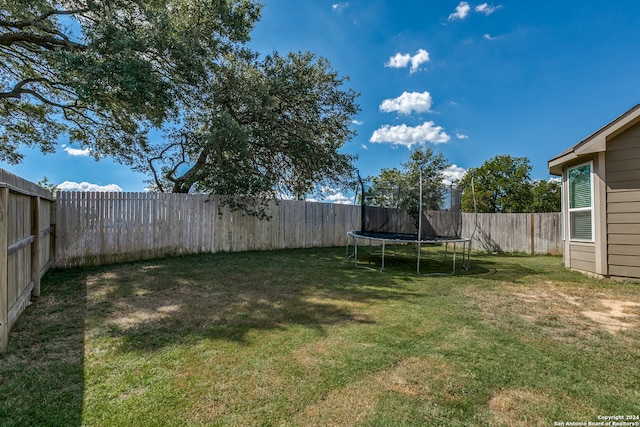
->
[[386, 52, 411, 69], [332, 2, 348, 12], [442, 164, 467, 186], [370, 121, 450, 148], [57, 181, 123, 192], [325, 192, 352, 204], [476, 3, 502, 15], [455, 131, 469, 139], [448, 2, 471, 20], [361, 144, 368, 150], [306, 187, 353, 204], [62, 144, 91, 157], [385, 49, 430, 73], [352, 119, 363, 125], [483, 33, 496, 40], [409, 49, 430, 72], [380, 91, 433, 115]]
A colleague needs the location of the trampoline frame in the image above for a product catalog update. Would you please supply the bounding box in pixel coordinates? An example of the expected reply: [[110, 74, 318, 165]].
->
[[347, 231, 471, 275]]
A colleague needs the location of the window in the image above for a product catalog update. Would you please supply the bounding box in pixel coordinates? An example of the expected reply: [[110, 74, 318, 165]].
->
[[568, 162, 593, 241]]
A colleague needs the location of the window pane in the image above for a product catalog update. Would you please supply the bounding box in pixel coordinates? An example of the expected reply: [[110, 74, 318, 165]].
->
[[570, 210, 592, 240], [569, 164, 591, 209]]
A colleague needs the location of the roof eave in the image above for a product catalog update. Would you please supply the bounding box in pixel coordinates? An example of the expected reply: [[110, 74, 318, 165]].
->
[[548, 103, 640, 175]]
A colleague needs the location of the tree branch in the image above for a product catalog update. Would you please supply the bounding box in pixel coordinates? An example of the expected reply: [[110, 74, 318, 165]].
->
[[0, 8, 90, 30], [0, 78, 80, 108], [0, 31, 85, 50], [171, 143, 212, 193]]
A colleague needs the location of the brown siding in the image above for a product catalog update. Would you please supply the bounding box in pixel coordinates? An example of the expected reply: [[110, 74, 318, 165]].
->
[[569, 243, 596, 273], [606, 122, 640, 279]]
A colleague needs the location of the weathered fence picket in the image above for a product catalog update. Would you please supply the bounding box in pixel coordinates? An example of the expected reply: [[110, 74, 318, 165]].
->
[[462, 212, 563, 255], [54, 193, 364, 267], [0, 169, 54, 352]]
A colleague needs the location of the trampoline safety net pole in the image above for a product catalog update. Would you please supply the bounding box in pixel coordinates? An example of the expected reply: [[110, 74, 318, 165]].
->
[[417, 167, 423, 274]]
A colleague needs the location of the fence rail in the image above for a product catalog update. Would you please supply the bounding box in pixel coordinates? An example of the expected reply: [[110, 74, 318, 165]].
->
[[1, 169, 53, 352]]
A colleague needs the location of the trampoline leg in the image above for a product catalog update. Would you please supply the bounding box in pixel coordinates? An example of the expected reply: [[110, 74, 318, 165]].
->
[[463, 240, 471, 270], [444, 242, 450, 262], [354, 237, 359, 266], [352, 236, 378, 271], [452, 242, 457, 275], [381, 241, 386, 271]]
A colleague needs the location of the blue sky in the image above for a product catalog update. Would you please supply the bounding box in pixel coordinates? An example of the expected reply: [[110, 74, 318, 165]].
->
[[3, 0, 640, 202]]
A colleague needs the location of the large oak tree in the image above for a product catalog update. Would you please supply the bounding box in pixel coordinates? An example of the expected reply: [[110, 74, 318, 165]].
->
[[0, 0, 260, 164], [140, 51, 360, 213], [2, 1, 361, 213]]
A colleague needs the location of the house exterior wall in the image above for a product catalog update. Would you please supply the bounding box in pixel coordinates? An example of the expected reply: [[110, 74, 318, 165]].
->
[[568, 242, 596, 272], [606, 122, 640, 279]]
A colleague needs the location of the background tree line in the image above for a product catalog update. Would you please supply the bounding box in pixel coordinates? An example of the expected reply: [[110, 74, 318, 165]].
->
[[366, 150, 561, 214]]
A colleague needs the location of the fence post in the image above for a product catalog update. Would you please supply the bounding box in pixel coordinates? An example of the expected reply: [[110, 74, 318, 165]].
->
[[530, 212, 535, 255], [31, 196, 41, 297], [0, 186, 8, 352]]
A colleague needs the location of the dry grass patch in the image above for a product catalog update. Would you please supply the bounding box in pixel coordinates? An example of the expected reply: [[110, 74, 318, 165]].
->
[[488, 388, 551, 427], [581, 299, 640, 333], [488, 387, 598, 427], [294, 377, 380, 427], [379, 356, 471, 403], [468, 280, 640, 342], [291, 335, 359, 369], [294, 355, 469, 426]]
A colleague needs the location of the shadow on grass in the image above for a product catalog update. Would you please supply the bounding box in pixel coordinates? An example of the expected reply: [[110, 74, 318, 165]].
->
[[81, 248, 421, 354], [0, 247, 556, 425], [0, 268, 86, 426]]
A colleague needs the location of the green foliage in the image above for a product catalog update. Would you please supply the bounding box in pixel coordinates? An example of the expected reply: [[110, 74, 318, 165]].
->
[[367, 146, 449, 225], [460, 155, 561, 213], [460, 154, 533, 213], [2, 1, 360, 213], [0, 0, 261, 163], [141, 51, 360, 214], [36, 176, 57, 198], [530, 178, 561, 212]]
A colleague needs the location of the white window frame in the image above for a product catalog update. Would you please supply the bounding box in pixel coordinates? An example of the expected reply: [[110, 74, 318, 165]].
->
[[567, 161, 594, 242]]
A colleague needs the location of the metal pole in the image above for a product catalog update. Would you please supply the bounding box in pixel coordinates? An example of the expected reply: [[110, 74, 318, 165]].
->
[[417, 168, 423, 274], [419, 167, 423, 240]]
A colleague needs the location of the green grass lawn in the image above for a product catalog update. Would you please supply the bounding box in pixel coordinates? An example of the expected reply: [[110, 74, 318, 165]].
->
[[1, 247, 639, 426]]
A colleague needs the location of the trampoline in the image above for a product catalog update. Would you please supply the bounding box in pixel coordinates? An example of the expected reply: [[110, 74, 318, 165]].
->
[[346, 168, 476, 275]]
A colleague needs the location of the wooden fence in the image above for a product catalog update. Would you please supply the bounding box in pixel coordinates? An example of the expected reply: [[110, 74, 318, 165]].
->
[[54, 191, 563, 268], [462, 212, 563, 255], [54, 192, 361, 267], [1, 169, 54, 352]]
